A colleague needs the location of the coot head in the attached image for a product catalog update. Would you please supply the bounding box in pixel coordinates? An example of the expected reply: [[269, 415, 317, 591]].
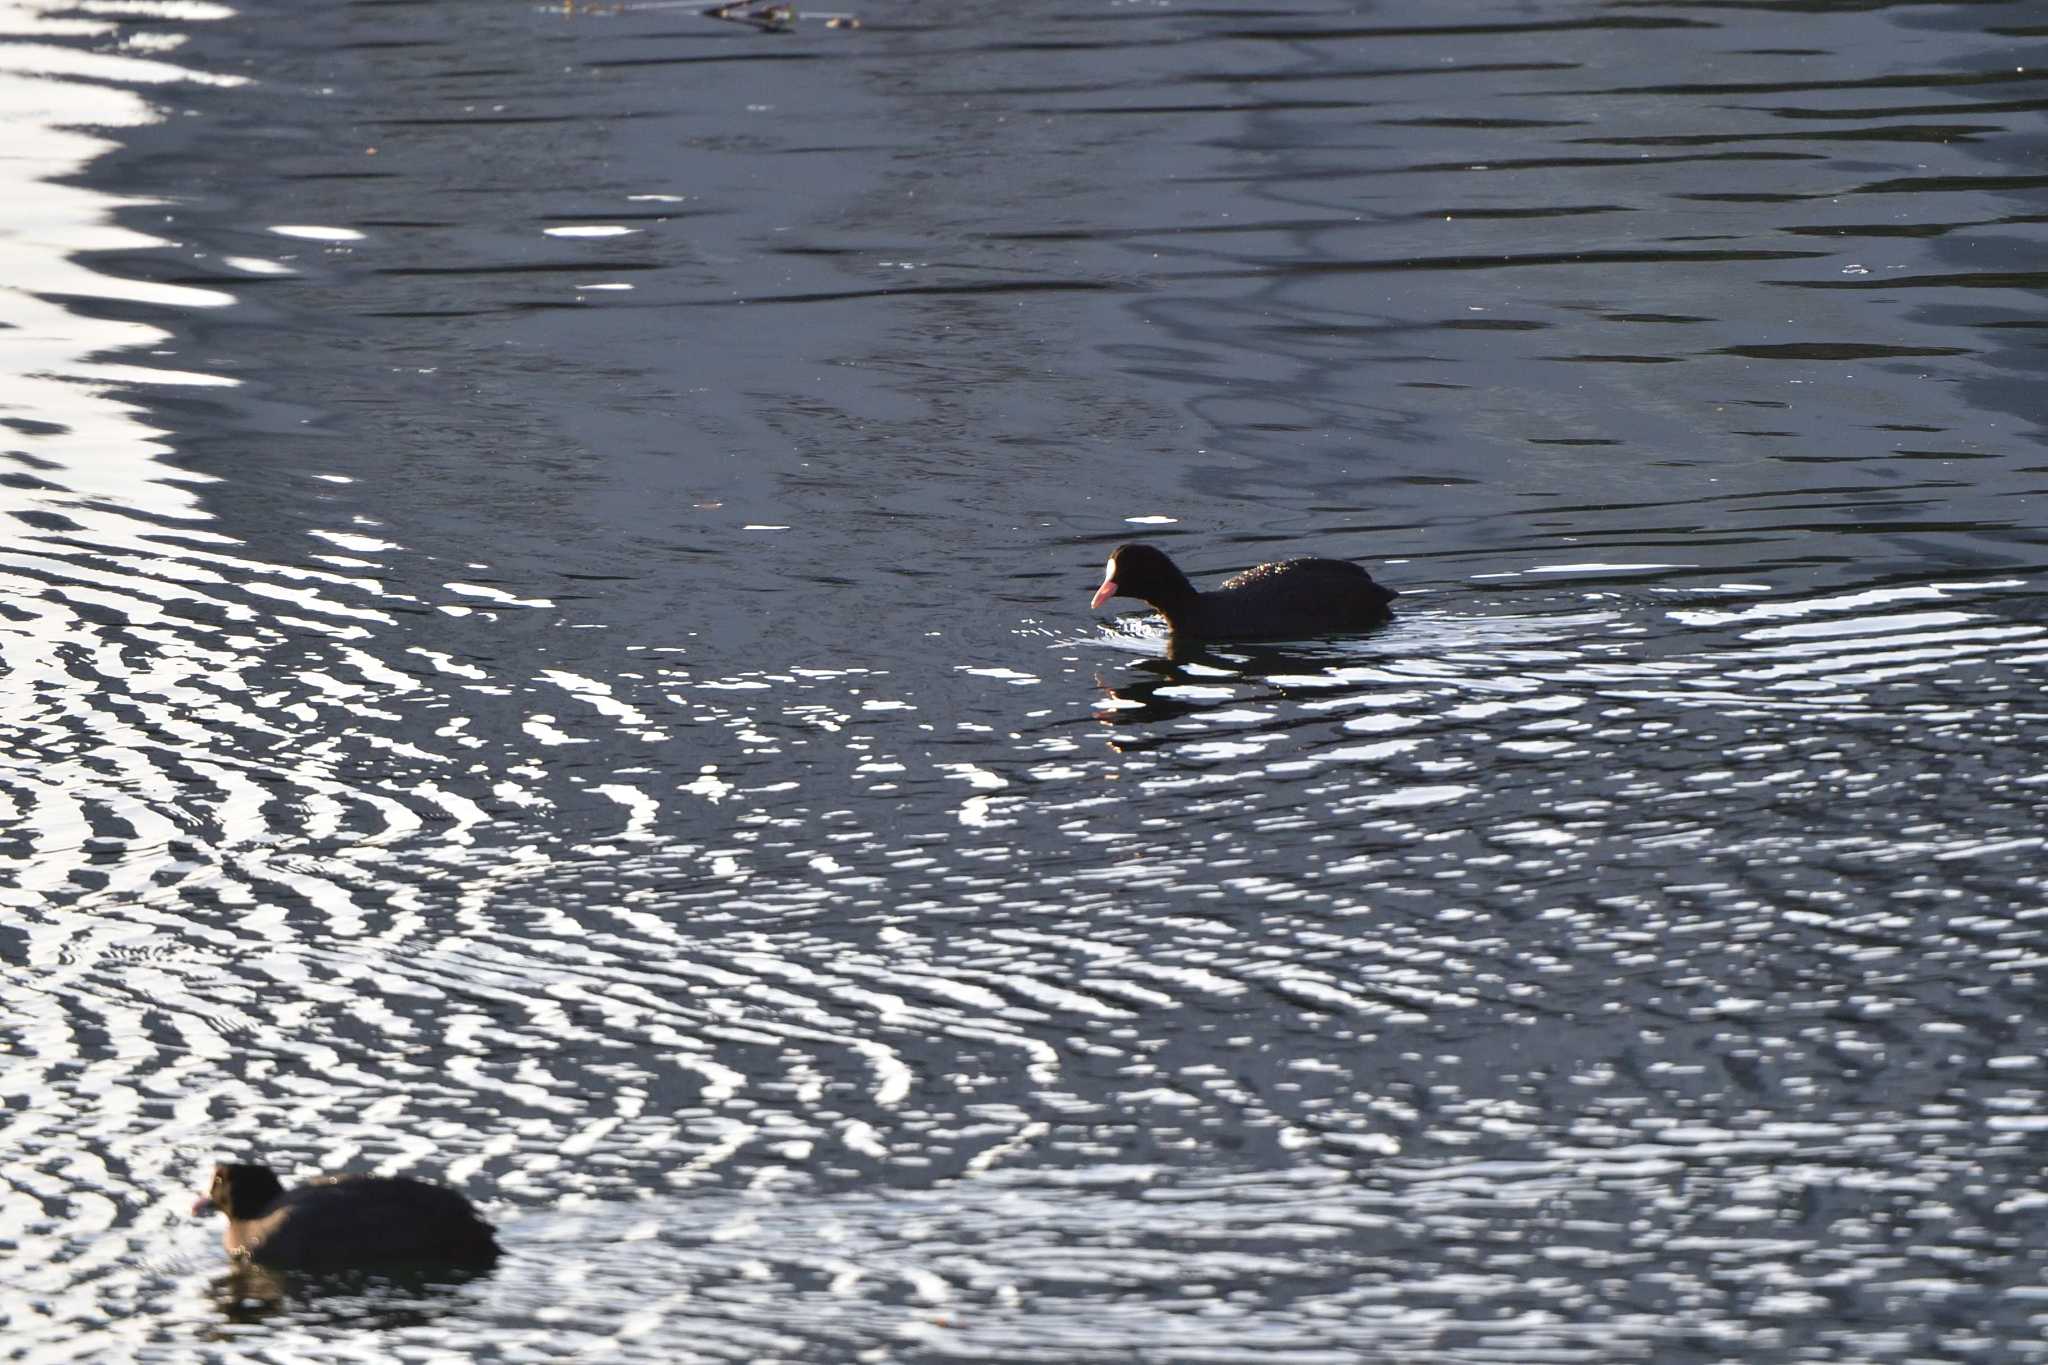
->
[[192, 1163, 284, 1219], [1090, 543, 1196, 611]]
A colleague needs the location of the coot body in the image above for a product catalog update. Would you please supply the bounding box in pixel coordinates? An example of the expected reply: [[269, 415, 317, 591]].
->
[[1090, 542, 1395, 641], [192, 1162, 499, 1269]]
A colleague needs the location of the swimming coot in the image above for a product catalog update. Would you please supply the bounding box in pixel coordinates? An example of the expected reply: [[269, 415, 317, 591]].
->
[[192, 1162, 499, 1269], [1090, 542, 1396, 641]]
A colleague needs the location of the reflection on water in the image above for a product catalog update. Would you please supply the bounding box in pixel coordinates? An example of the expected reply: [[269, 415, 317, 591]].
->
[[1, 0, 2045, 1361], [202, 1260, 494, 1335]]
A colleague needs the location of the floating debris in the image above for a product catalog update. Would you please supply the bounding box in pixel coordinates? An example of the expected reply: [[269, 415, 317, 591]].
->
[[704, 1, 859, 31]]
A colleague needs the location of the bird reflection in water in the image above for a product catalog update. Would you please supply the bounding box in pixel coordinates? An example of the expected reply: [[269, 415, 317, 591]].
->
[[1094, 654, 1233, 729], [1093, 632, 1401, 754], [1090, 644, 1270, 754], [201, 1260, 497, 1335]]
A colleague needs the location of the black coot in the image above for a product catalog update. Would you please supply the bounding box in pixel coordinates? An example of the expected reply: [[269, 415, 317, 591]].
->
[[1090, 542, 1396, 641], [192, 1162, 499, 1269]]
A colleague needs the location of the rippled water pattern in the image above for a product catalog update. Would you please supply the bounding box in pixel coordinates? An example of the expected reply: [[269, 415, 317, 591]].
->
[[2, 0, 2044, 1359]]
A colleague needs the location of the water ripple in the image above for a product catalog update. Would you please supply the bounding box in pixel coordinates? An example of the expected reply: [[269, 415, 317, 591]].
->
[[4, 0, 2046, 1360]]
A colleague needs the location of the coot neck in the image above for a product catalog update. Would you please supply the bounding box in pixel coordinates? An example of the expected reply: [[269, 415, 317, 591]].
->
[[224, 1169, 286, 1219], [1135, 564, 1198, 615]]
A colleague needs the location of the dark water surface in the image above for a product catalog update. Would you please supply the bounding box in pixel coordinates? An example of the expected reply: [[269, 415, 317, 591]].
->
[[3, 0, 2046, 1359]]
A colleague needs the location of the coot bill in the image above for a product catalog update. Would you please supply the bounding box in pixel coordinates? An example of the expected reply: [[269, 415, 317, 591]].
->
[[191, 1162, 499, 1269], [1090, 542, 1395, 641]]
